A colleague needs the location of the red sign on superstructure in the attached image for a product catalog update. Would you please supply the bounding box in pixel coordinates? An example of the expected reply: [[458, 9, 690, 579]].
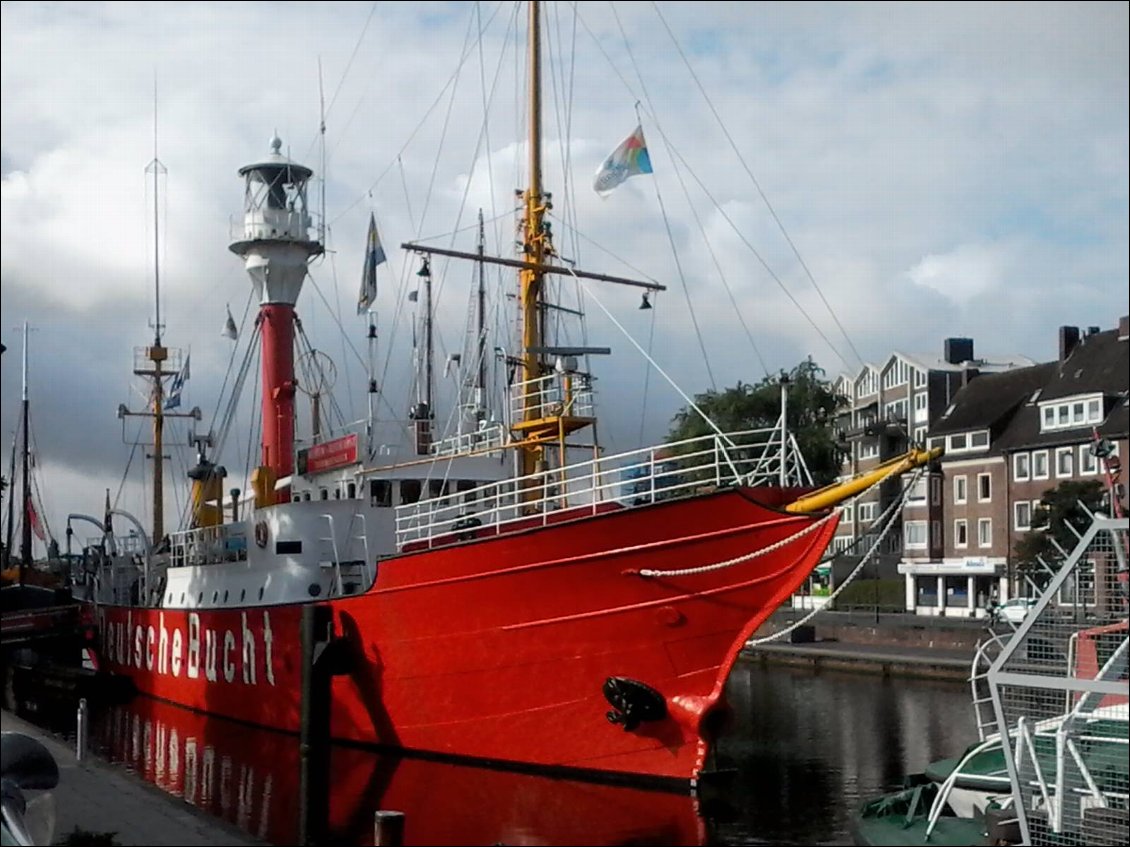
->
[[297, 433, 359, 475]]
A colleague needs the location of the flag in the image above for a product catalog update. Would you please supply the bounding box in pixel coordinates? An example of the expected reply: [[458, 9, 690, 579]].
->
[[593, 124, 654, 197], [166, 354, 190, 411], [407, 290, 418, 303], [357, 212, 387, 314], [103, 489, 113, 537], [26, 499, 46, 541], [222, 305, 239, 340]]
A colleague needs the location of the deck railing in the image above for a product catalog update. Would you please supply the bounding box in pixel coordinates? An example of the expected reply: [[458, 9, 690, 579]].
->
[[395, 427, 797, 550], [508, 373, 595, 423]]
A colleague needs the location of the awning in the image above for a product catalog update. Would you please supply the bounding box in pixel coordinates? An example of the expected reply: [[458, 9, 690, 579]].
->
[[814, 564, 831, 577]]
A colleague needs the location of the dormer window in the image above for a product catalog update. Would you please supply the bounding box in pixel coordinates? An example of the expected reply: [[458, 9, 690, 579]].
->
[[1039, 395, 1104, 433]]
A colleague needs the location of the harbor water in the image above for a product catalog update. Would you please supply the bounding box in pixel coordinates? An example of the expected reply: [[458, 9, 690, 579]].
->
[[15, 658, 978, 846]]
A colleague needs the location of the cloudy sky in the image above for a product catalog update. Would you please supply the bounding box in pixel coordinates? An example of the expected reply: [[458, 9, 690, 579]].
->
[[1, 1, 1127, 554]]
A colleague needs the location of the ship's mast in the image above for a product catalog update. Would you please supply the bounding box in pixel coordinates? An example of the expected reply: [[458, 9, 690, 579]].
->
[[145, 138, 168, 544], [119, 127, 196, 546], [518, 0, 548, 479], [19, 322, 31, 584], [475, 209, 487, 413]]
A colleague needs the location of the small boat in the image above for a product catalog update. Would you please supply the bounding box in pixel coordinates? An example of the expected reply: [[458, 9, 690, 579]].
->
[[852, 515, 1129, 846]]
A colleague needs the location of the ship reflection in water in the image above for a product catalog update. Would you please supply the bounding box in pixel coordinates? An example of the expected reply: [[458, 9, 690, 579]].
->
[[83, 660, 977, 846]]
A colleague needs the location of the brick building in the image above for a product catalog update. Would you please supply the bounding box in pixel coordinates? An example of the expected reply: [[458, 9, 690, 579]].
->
[[827, 340, 1034, 587], [898, 316, 1129, 617]]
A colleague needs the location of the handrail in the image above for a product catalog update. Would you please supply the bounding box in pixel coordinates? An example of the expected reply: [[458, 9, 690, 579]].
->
[[394, 428, 788, 549]]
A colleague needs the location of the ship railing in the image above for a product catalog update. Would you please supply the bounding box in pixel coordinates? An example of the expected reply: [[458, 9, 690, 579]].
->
[[428, 423, 509, 458], [395, 427, 785, 549], [509, 373, 594, 423], [169, 523, 249, 568]]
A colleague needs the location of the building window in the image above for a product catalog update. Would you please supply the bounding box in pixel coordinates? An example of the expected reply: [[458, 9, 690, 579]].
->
[[841, 503, 854, 523], [904, 520, 928, 549], [1014, 452, 1030, 481], [859, 441, 879, 460], [909, 477, 927, 502], [950, 433, 968, 451], [1040, 397, 1105, 432], [978, 473, 991, 502], [857, 502, 877, 523], [1015, 501, 1032, 531], [914, 425, 928, 444], [955, 519, 968, 548], [978, 518, 992, 548], [1032, 450, 1049, 479], [1079, 446, 1097, 475], [970, 431, 989, 449], [1056, 447, 1074, 478], [954, 475, 968, 504]]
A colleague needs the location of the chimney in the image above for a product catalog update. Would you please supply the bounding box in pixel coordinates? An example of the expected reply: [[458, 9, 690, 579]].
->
[[1119, 315, 1129, 340], [1059, 325, 1080, 361], [943, 337, 974, 365]]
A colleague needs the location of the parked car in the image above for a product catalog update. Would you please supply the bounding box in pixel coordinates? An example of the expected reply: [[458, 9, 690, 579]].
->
[[997, 597, 1038, 623]]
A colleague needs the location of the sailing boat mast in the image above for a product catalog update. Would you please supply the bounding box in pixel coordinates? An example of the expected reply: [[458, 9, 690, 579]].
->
[[19, 321, 31, 584]]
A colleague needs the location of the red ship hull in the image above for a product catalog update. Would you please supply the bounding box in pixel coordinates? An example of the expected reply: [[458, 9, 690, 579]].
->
[[94, 488, 836, 786]]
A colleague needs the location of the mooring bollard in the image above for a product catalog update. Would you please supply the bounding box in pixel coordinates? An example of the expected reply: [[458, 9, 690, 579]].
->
[[373, 810, 405, 847], [76, 697, 88, 762]]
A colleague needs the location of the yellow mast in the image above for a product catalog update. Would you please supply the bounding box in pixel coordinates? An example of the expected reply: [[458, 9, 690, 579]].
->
[[519, 0, 547, 480]]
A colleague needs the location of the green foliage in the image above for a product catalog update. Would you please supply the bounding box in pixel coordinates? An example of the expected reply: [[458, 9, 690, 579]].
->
[[1013, 479, 1106, 586], [831, 578, 905, 609], [665, 357, 847, 484]]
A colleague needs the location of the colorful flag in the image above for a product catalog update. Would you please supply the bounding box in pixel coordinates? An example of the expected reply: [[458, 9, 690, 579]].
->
[[593, 124, 654, 197], [357, 212, 387, 314], [166, 354, 190, 411], [26, 499, 46, 542]]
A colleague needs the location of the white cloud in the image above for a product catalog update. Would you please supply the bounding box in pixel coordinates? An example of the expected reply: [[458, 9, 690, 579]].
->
[[906, 242, 1012, 305]]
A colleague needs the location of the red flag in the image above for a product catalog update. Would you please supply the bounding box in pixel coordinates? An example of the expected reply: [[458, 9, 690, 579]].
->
[[26, 499, 46, 541]]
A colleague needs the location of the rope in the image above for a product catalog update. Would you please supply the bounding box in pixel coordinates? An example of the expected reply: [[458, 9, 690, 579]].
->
[[747, 468, 924, 645], [636, 510, 839, 579]]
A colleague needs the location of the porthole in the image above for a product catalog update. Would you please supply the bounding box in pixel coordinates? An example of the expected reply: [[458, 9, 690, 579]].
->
[[258, 586, 265, 601], [197, 592, 203, 605], [240, 589, 246, 602], [308, 583, 322, 597], [223, 590, 229, 603], [212, 591, 218, 604]]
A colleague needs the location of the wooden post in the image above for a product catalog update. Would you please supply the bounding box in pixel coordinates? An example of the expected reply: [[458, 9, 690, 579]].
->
[[373, 810, 406, 846]]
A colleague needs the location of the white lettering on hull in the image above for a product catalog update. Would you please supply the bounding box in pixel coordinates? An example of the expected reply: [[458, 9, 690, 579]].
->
[[102, 609, 280, 689]]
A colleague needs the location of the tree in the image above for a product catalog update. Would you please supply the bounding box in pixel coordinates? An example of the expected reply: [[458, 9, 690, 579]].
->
[[665, 357, 847, 484], [1013, 479, 1106, 589]]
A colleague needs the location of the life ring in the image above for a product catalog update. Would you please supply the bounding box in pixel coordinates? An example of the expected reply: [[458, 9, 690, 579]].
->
[[254, 521, 269, 548]]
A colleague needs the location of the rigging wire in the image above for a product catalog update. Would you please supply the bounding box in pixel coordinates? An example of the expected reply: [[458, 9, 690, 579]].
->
[[571, 3, 852, 373], [330, 0, 510, 228], [609, 8, 716, 392], [303, 1, 380, 163], [650, 1, 865, 372]]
